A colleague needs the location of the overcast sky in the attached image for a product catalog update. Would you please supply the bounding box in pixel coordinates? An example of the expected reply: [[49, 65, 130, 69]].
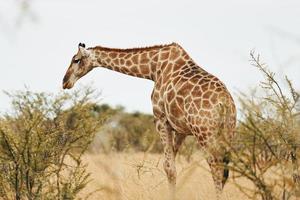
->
[[0, 0, 300, 113]]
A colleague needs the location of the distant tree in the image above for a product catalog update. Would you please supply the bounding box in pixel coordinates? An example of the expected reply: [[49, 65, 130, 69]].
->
[[105, 111, 161, 153]]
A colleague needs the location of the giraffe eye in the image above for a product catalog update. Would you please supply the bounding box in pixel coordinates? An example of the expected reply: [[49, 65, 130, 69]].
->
[[74, 59, 80, 64]]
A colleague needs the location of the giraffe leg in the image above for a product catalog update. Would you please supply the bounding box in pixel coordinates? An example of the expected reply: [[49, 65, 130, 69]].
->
[[155, 119, 176, 200], [173, 133, 187, 157]]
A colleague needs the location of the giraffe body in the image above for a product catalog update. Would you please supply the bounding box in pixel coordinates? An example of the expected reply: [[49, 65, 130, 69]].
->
[[63, 43, 236, 199]]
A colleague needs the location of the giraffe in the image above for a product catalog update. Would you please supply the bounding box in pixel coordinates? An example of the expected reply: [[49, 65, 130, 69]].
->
[[62, 42, 236, 199]]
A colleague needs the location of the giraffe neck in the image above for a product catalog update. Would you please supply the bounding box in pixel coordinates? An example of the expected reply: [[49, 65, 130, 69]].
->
[[89, 43, 187, 81]]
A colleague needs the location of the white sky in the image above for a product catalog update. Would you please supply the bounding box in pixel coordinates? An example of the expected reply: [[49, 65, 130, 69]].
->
[[0, 0, 300, 113]]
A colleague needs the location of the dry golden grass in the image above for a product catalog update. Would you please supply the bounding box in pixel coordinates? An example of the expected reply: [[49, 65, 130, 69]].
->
[[78, 152, 253, 200]]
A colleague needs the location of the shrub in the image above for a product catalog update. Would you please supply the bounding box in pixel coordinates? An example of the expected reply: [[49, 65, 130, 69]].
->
[[227, 52, 300, 200], [0, 86, 103, 200]]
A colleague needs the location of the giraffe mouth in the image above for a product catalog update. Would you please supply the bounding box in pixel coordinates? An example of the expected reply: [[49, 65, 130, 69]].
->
[[62, 82, 72, 89]]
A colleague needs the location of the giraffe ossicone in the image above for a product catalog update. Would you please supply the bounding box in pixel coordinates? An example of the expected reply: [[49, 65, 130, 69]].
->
[[79, 42, 86, 48], [62, 42, 236, 199]]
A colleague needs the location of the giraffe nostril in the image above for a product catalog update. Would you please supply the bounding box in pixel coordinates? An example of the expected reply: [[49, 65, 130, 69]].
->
[[63, 75, 69, 83], [62, 74, 70, 89]]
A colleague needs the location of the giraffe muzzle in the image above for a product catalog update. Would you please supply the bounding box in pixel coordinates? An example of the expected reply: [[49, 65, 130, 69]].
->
[[62, 79, 74, 89], [62, 82, 71, 89], [62, 73, 74, 89]]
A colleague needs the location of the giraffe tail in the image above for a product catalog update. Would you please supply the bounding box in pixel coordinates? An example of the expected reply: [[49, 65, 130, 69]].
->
[[222, 151, 230, 188], [216, 96, 236, 189]]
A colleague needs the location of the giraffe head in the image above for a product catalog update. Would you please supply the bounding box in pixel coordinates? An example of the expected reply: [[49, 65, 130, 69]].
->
[[62, 43, 94, 89]]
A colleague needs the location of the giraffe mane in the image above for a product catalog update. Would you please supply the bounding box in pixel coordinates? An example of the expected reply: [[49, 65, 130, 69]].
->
[[89, 42, 180, 52]]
